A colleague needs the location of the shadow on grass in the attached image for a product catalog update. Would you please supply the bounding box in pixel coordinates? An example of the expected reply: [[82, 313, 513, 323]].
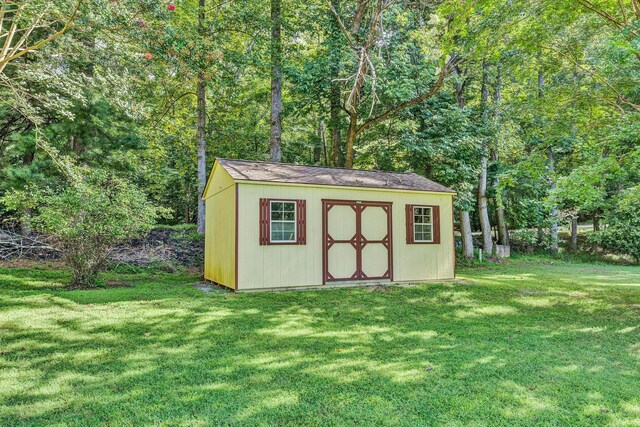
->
[[1, 261, 640, 425]]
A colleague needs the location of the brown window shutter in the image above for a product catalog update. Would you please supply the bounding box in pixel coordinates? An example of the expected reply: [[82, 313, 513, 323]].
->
[[405, 204, 414, 244], [259, 198, 269, 245], [296, 199, 306, 244], [432, 205, 441, 244]]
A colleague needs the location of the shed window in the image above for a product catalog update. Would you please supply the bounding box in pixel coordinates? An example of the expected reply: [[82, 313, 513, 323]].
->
[[270, 201, 296, 242], [259, 198, 306, 245], [405, 204, 440, 244], [413, 206, 433, 242]]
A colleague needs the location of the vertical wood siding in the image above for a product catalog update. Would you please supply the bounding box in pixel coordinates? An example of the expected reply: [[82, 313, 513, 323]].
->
[[234, 182, 454, 290], [203, 167, 236, 289]]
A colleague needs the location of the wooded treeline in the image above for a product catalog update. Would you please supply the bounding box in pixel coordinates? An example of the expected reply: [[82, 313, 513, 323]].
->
[[2, 0, 640, 261]]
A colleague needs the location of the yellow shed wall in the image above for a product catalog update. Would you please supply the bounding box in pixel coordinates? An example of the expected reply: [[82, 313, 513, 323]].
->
[[236, 182, 454, 290], [203, 167, 236, 289]]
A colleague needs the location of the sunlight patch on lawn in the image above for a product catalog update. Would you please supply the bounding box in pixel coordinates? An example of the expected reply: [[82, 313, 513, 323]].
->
[[430, 290, 477, 306], [243, 351, 309, 370], [234, 390, 299, 421], [0, 273, 67, 290], [514, 296, 556, 307], [454, 305, 519, 318], [498, 380, 558, 419], [575, 327, 606, 333], [304, 358, 423, 383], [620, 400, 640, 414]]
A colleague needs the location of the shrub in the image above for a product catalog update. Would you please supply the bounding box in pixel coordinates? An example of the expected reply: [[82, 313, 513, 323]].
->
[[5, 170, 162, 286], [594, 186, 640, 264]]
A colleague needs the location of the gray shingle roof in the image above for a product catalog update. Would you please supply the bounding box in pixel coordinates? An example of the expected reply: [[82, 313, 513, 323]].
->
[[216, 158, 455, 193]]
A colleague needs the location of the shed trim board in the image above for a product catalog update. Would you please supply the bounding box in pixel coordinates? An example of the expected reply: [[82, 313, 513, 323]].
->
[[235, 183, 239, 291], [322, 199, 393, 285], [228, 179, 455, 196]]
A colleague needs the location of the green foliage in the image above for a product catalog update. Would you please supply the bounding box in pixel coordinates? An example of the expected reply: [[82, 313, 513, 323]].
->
[[594, 186, 640, 263], [1, 0, 640, 254], [4, 169, 162, 286]]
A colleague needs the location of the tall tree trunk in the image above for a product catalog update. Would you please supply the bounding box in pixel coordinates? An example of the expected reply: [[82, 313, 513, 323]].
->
[[328, 0, 343, 166], [478, 60, 493, 256], [570, 216, 578, 251], [478, 155, 493, 256], [319, 120, 328, 165], [345, 112, 357, 168], [454, 64, 474, 258], [538, 68, 558, 253], [547, 148, 559, 253], [492, 62, 509, 246], [460, 211, 474, 258], [537, 226, 543, 245], [270, 0, 283, 162], [196, 0, 207, 234]]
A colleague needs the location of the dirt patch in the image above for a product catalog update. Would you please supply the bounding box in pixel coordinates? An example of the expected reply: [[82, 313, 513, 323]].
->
[[366, 285, 392, 293], [185, 265, 201, 276], [194, 282, 229, 294]]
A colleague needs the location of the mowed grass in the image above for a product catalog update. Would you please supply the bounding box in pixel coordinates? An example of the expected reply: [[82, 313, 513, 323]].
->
[[1, 258, 639, 426]]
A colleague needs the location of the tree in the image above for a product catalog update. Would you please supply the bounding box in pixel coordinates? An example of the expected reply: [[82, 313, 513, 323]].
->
[[270, 0, 283, 162], [196, 0, 207, 234], [454, 64, 475, 259], [0, 0, 83, 74], [326, 0, 463, 168], [3, 169, 160, 286], [477, 59, 493, 256], [596, 185, 640, 263]]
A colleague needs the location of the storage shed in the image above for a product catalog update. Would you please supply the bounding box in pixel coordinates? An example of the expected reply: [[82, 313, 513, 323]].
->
[[203, 158, 456, 291]]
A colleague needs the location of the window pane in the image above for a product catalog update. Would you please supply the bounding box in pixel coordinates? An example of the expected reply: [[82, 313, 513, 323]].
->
[[414, 223, 433, 241], [282, 222, 295, 234], [270, 201, 297, 242]]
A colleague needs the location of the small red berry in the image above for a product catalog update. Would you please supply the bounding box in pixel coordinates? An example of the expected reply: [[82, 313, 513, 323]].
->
[[137, 19, 146, 27], [167, 3, 175, 11], [144, 52, 152, 60]]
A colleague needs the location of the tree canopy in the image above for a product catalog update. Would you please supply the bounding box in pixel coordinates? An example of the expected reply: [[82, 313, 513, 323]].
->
[[1, 0, 640, 260]]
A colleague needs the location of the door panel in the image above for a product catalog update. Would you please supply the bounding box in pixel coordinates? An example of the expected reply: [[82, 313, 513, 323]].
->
[[322, 200, 393, 284], [361, 244, 389, 278], [361, 207, 388, 241], [327, 242, 358, 280], [327, 205, 356, 240]]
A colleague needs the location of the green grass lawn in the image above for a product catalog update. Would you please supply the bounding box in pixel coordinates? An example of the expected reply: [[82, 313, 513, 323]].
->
[[1, 257, 639, 426]]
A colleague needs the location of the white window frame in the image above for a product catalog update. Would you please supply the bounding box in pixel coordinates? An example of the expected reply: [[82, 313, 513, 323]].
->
[[270, 200, 297, 243], [413, 206, 434, 243]]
